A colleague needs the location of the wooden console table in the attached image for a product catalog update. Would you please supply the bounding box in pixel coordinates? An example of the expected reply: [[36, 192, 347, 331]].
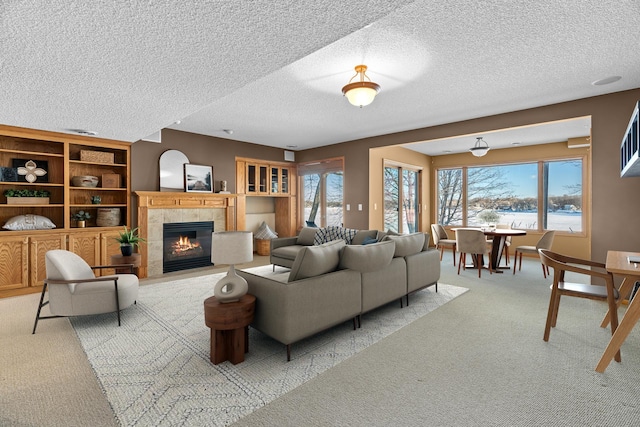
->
[[204, 294, 256, 365]]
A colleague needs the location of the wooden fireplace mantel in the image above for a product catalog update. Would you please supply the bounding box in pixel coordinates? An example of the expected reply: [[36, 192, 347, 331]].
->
[[135, 191, 246, 278]]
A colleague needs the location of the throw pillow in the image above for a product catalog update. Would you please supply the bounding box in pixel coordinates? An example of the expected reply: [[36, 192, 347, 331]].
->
[[254, 221, 278, 240], [288, 239, 346, 282], [3, 214, 56, 231], [361, 236, 378, 245], [314, 226, 358, 245], [351, 229, 377, 245], [296, 227, 318, 245]]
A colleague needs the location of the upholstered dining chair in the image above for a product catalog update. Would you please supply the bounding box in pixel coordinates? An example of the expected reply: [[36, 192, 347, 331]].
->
[[513, 230, 555, 278], [538, 249, 621, 364], [455, 228, 492, 278], [495, 223, 512, 266], [431, 224, 457, 266], [33, 250, 139, 334]]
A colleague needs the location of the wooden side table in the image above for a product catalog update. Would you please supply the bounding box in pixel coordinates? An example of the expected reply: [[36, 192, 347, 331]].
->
[[110, 253, 142, 275], [204, 294, 256, 365]]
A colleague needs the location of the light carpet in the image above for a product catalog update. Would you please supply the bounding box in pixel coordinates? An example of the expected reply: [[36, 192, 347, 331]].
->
[[71, 266, 467, 426]]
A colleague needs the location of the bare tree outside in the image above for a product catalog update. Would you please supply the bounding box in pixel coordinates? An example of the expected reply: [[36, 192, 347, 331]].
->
[[437, 160, 582, 232]]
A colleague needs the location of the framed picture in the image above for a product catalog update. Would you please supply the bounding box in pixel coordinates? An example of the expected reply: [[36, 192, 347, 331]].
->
[[0, 167, 18, 182], [12, 159, 48, 183], [184, 163, 213, 193]]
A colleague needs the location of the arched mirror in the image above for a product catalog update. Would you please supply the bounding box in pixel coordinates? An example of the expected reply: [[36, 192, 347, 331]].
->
[[159, 150, 190, 191]]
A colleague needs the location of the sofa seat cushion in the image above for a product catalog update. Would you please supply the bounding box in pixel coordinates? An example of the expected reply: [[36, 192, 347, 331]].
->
[[271, 244, 306, 261], [383, 232, 425, 257], [338, 240, 395, 273], [288, 239, 346, 282]]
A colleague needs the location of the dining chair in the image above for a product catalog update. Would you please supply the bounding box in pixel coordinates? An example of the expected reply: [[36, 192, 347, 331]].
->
[[495, 223, 512, 266], [33, 250, 139, 334], [455, 228, 492, 278], [538, 249, 621, 363], [513, 230, 555, 277], [431, 224, 457, 266]]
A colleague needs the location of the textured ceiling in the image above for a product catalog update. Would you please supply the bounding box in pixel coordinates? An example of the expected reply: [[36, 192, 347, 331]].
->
[[1, 1, 639, 155]]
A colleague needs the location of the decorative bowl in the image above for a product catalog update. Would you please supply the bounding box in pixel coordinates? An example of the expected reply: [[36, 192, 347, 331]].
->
[[72, 175, 99, 187]]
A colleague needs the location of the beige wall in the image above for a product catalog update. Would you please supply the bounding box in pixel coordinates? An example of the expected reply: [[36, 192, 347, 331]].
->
[[131, 88, 640, 263], [431, 141, 590, 258], [298, 88, 640, 263], [368, 145, 432, 232]]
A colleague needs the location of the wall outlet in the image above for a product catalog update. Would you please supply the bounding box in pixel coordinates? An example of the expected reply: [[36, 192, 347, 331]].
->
[[358, 204, 363, 211], [346, 204, 351, 211]]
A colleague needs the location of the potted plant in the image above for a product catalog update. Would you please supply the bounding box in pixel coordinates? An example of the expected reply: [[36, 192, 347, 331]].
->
[[71, 210, 91, 228], [114, 226, 146, 256], [4, 189, 51, 205]]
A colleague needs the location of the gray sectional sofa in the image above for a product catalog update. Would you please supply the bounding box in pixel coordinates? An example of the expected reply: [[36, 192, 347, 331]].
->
[[238, 228, 440, 361]]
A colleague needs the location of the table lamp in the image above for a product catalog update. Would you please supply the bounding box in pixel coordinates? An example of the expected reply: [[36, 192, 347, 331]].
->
[[211, 231, 253, 303]]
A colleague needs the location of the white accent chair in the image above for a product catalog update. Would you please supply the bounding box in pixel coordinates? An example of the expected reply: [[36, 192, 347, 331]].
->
[[32, 250, 139, 334]]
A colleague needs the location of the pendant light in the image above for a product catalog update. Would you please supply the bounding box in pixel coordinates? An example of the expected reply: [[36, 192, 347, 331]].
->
[[342, 65, 380, 107], [469, 137, 490, 157]]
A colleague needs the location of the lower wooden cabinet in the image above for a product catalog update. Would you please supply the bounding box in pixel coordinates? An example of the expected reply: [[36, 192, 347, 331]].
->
[[0, 235, 29, 291], [29, 233, 67, 287], [0, 230, 126, 294]]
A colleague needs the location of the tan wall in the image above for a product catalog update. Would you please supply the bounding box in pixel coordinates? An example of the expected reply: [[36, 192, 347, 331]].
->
[[299, 88, 640, 263], [431, 141, 590, 259], [368, 145, 432, 232]]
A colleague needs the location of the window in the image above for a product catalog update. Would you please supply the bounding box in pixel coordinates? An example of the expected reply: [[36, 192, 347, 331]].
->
[[436, 158, 583, 233], [384, 163, 420, 233], [299, 158, 344, 227]]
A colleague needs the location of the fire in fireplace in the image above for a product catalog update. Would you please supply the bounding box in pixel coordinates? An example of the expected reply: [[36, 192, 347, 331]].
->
[[163, 221, 213, 273]]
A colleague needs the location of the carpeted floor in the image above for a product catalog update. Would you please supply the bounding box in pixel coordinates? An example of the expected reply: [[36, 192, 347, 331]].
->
[[2, 257, 640, 427], [69, 265, 466, 426]]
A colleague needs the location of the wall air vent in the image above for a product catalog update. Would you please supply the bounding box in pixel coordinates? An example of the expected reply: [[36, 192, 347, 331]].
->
[[620, 101, 640, 177]]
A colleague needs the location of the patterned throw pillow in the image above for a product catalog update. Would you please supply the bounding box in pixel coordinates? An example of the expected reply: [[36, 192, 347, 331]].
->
[[313, 226, 358, 245], [254, 221, 278, 240]]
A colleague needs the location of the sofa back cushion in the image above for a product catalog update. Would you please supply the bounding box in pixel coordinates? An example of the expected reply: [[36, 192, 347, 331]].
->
[[338, 240, 395, 273], [351, 229, 378, 245], [422, 232, 431, 251], [288, 239, 346, 282], [296, 227, 318, 246], [383, 232, 425, 257]]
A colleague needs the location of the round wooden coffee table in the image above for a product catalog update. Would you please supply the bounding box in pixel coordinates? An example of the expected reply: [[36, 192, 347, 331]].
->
[[204, 294, 256, 365]]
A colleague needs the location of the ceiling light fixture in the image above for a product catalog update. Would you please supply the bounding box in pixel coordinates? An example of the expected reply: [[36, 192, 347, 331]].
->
[[341, 65, 380, 107], [469, 137, 490, 157]]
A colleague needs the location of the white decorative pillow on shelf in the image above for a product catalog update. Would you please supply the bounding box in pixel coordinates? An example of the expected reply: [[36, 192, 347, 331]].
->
[[254, 221, 278, 240], [3, 214, 56, 231]]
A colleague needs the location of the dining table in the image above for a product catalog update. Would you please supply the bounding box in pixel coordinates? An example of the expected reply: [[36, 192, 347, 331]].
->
[[595, 250, 640, 372], [452, 227, 527, 273]]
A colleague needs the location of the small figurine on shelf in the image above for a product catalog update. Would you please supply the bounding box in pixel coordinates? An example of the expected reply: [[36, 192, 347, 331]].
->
[[90, 195, 101, 204], [71, 210, 91, 228], [114, 226, 146, 256]]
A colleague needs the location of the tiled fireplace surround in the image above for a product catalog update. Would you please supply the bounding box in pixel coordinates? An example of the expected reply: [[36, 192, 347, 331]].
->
[[135, 192, 243, 278]]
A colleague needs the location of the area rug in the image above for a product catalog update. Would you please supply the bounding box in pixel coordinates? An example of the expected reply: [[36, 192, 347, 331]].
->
[[71, 266, 467, 426]]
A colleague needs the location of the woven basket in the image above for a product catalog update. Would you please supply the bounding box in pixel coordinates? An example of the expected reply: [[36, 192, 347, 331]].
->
[[255, 239, 270, 256], [80, 150, 114, 164], [96, 208, 121, 227]]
